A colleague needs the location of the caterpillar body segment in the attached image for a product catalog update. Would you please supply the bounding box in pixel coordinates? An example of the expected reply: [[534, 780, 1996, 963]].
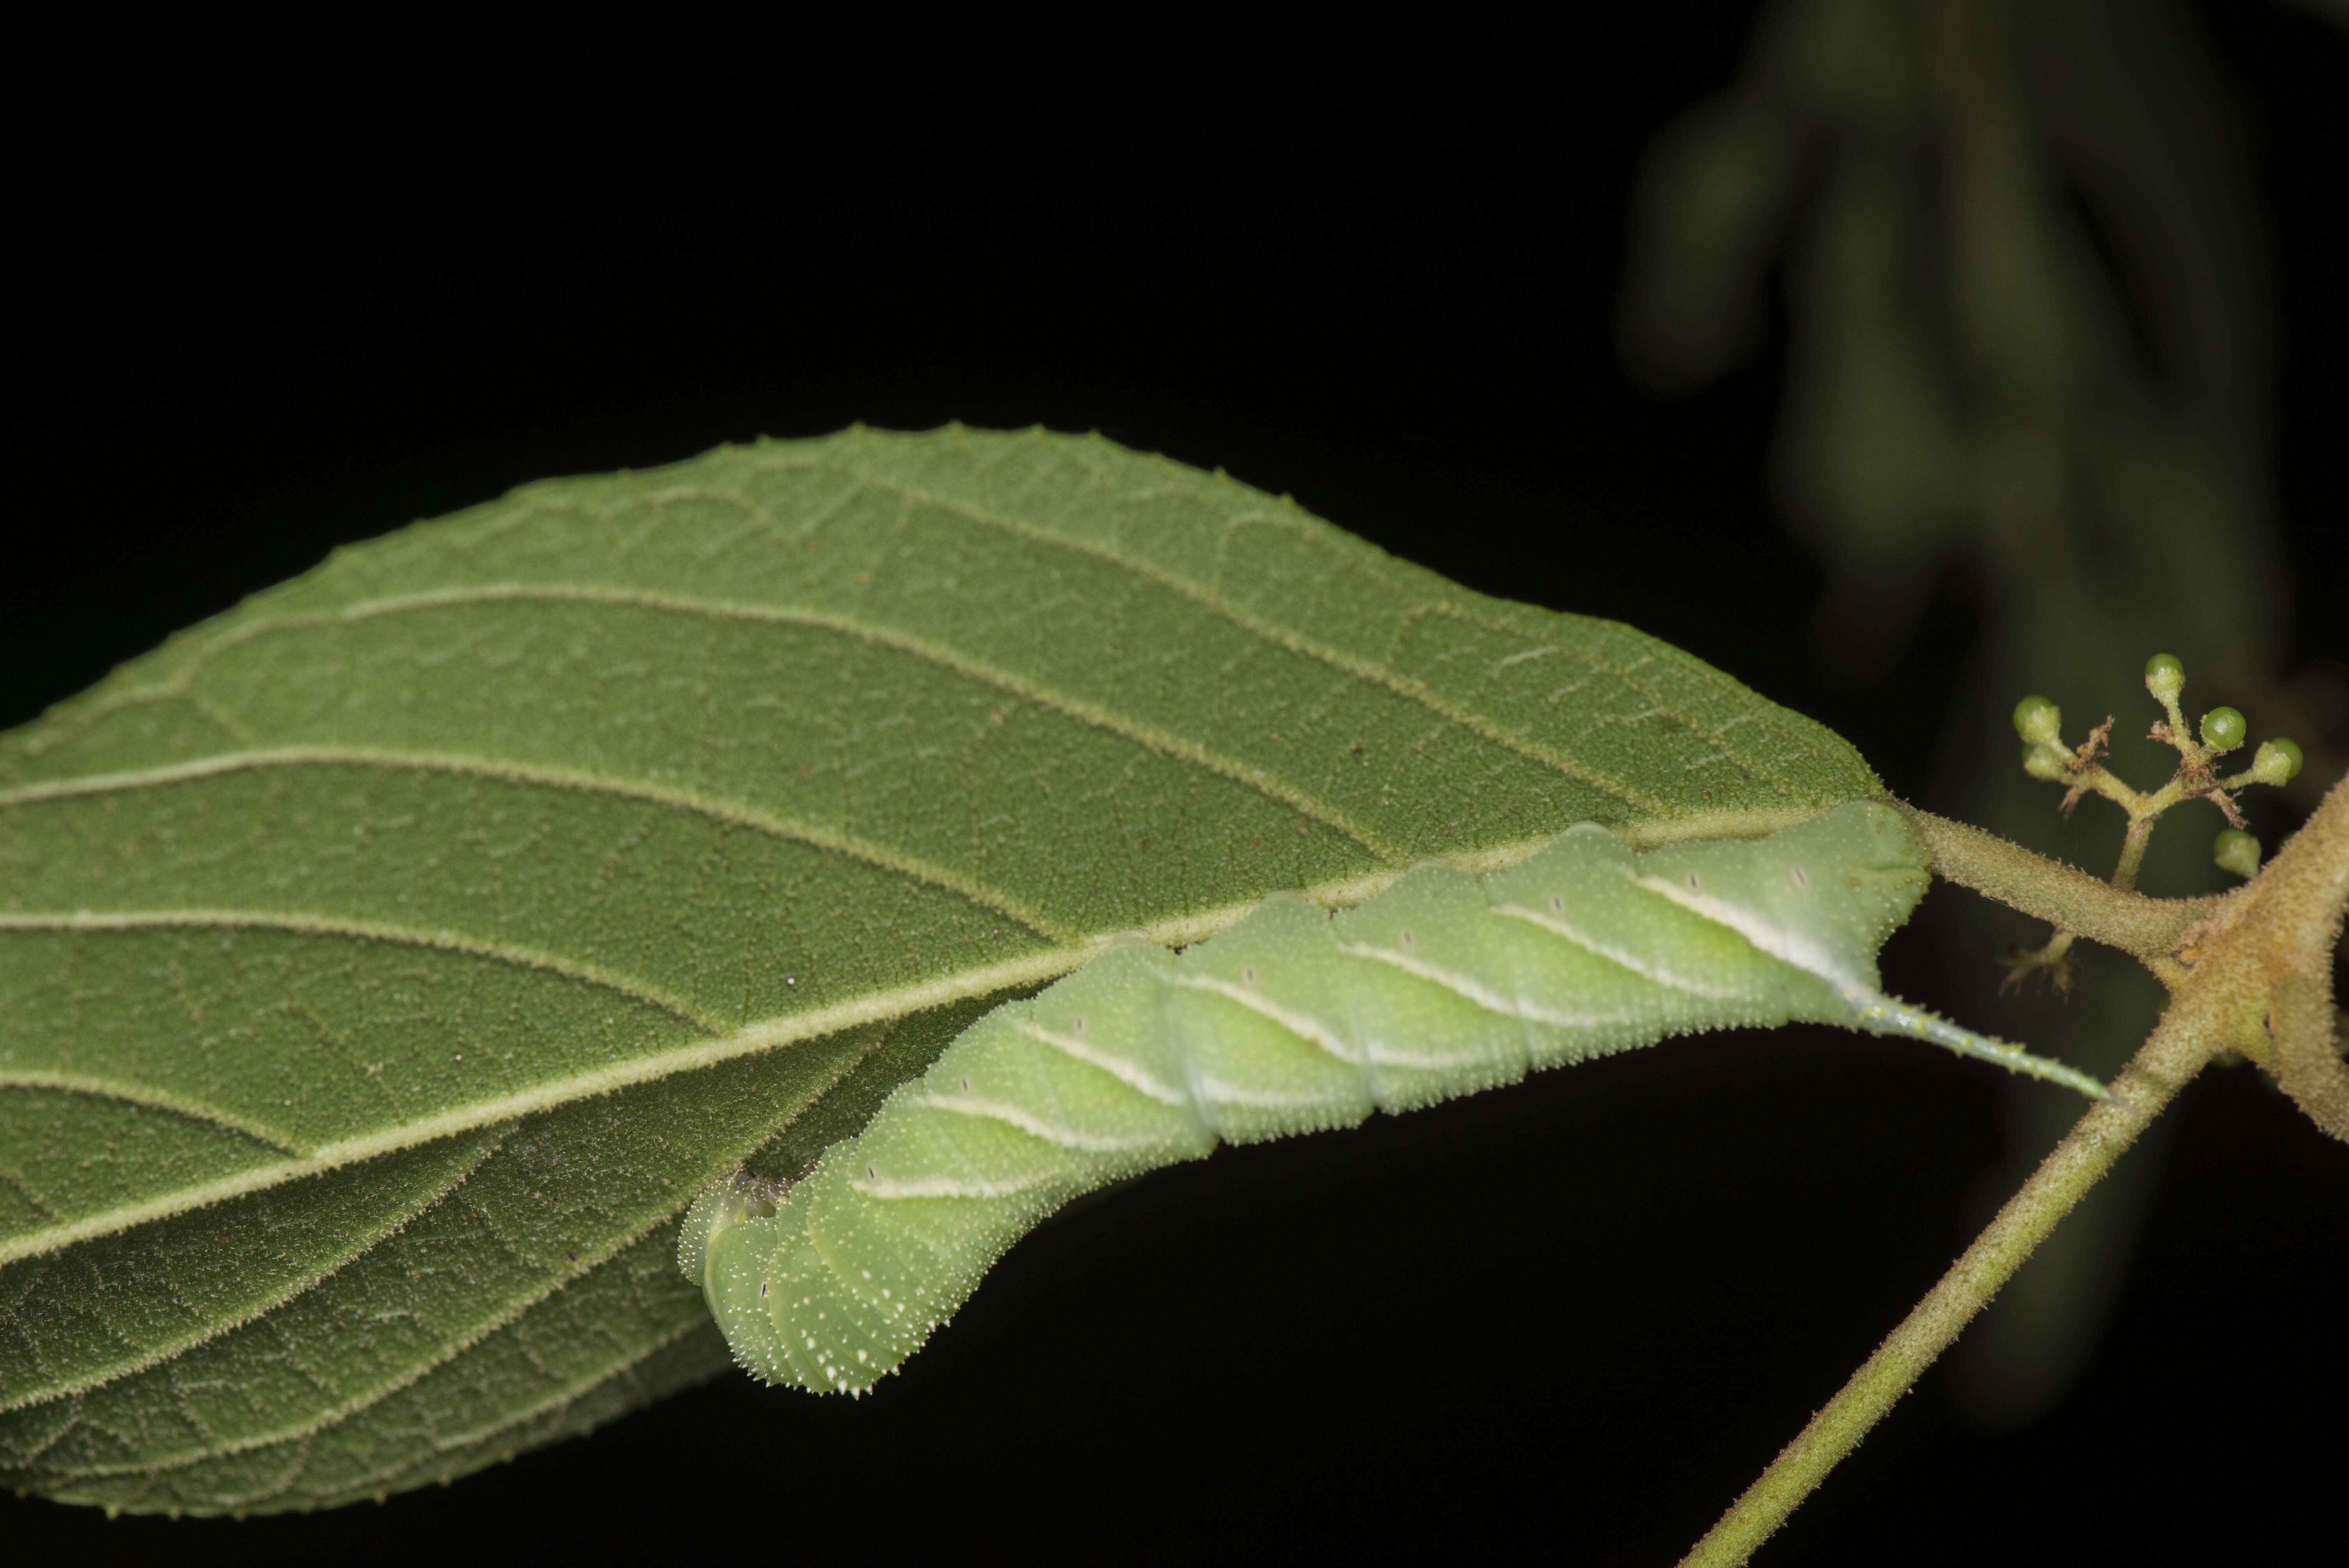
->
[[686, 802, 2103, 1394]]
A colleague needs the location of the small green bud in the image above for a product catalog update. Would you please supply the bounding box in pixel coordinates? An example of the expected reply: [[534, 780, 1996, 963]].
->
[[2199, 706, 2247, 752], [2213, 828, 2262, 880], [2249, 737, 2305, 785], [2144, 652, 2185, 705], [2021, 743, 2069, 783], [2011, 695, 2062, 747]]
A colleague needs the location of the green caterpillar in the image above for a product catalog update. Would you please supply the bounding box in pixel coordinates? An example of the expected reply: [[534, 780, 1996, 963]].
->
[[682, 802, 2103, 1395]]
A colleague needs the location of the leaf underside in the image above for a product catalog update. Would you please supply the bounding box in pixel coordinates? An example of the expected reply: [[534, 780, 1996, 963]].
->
[[0, 425, 1882, 1513]]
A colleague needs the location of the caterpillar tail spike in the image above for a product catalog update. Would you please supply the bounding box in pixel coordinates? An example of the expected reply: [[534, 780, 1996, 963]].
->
[[685, 800, 2107, 1394], [1839, 990, 2109, 1101]]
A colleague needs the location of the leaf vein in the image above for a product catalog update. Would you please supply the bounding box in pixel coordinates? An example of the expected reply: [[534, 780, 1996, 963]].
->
[[0, 748, 1076, 945], [0, 910, 723, 1035], [0, 1130, 510, 1413], [128, 582, 1403, 862], [0, 1074, 305, 1160], [812, 461, 1688, 816]]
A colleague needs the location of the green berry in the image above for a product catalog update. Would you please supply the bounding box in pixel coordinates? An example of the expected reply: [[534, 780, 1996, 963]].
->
[[2011, 695, 2062, 747], [2021, 743, 2069, 783], [2212, 828, 2262, 880], [2199, 706, 2247, 752], [2144, 653, 2186, 704], [2251, 737, 2305, 785]]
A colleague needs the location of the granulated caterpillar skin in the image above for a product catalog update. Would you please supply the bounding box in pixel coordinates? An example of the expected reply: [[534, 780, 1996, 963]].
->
[[681, 801, 2104, 1395]]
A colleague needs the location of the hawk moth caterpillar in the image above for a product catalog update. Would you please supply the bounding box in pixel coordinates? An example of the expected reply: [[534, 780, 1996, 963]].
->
[[683, 802, 2104, 1395]]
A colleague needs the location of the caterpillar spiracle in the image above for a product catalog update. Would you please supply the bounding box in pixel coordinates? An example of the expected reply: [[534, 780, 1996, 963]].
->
[[682, 801, 2104, 1395]]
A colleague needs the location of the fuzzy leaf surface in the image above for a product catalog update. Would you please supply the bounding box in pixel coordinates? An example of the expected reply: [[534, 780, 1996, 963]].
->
[[0, 426, 1883, 1511]]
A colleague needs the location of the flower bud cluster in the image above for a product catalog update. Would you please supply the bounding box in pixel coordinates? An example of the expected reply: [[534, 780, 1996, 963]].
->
[[2011, 695, 2069, 780], [2013, 653, 2304, 883]]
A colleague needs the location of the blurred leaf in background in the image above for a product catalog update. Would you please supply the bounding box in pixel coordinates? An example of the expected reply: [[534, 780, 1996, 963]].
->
[[1623, 0, 2344, 1425]]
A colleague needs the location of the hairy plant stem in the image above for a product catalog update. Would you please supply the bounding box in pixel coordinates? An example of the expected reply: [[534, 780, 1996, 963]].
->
[[1680, 999, 2217, 1568], [2110, 813, 2157, 893], [1896, 804, 2222, 982], [1688, 773, 2349, 1564]]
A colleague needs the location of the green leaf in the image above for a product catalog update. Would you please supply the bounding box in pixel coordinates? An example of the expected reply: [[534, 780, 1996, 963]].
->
[[0, 425, 1883, 1513]]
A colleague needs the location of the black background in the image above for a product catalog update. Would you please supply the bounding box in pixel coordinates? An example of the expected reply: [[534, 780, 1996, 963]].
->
[[4, 7, 2345, 1564]]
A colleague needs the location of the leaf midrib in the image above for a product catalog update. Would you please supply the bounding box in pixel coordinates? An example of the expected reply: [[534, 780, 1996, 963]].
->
[[2, 442, 1853, 1262], [0, 804, 1836, 1267]]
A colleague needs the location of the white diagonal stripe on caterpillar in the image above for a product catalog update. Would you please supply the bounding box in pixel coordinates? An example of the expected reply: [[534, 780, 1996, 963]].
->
[[1330, 939, 1642, 1030], [1633, 872, 1866, 992], [1166, 973, 1365, 1066], [684, 801, 2109, 1399], [1194, 1074, 1357, 1111], [846, 1170, 1065, 1201], [1011, 1017, 1191, 1107], [909, 1092, 1174, 1154], [1486, 901, 1751, 1001]]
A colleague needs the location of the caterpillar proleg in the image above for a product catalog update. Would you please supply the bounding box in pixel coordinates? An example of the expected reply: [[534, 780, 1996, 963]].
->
[[683, 801, 2103, 1394]]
